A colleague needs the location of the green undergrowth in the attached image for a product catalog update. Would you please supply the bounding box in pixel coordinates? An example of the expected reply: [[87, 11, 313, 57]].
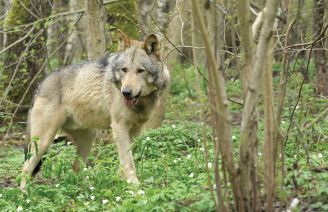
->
[[0, 63, 327, 211]]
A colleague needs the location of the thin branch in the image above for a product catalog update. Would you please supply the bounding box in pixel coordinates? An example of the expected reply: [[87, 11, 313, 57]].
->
[[0, 24, 36, 55]]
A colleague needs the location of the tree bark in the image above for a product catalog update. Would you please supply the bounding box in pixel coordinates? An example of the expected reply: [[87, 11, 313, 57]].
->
[[46, 0, 68, 69], [191, 0, 240, 211], [140, 0, 176, 129], [313, 0, 328, 96], [85, 0, 106, 60]]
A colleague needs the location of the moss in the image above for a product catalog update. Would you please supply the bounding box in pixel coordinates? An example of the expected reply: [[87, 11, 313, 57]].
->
[[106, 0, 139, 49], [4, 0, 31, 27]]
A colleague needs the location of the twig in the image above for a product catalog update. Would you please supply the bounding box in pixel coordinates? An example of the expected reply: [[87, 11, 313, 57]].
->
[[0, 24, 36, 55]]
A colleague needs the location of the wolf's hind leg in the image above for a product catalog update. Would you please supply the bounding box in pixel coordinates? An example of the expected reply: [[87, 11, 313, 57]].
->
[[20, 98, 66, 191], [68, 129, 95, 172]]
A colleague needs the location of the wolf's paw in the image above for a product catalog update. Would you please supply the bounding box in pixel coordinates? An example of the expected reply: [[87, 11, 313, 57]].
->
[[20, 178, 27, 194]]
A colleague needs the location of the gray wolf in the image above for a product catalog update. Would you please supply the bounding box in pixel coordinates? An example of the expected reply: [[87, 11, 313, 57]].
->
[[20, 30, 170, 191]]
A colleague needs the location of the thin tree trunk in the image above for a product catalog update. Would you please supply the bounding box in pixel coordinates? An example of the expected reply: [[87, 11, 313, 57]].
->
[[63, 0, 84, 65], [85, 0, 106, 60], [191, 0, 240, 211], [313, 0, 328, 96], [262, 38, 276, 212], [142, 0, 176, 129], [46, 0, 68, 69], [235, 1, 259, 210]]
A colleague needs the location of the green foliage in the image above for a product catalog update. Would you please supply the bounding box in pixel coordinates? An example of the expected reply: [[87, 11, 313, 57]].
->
[[106, 0, 139, 52], [0, 62, 327, 210], [4, 0, 30, 27]]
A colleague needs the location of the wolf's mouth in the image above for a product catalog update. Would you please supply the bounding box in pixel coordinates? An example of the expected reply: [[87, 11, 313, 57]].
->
[[124, 91, 141, 106]]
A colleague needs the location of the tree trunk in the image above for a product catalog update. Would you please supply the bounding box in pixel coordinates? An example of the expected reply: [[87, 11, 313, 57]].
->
[[313, 0, 328, 96], [1, 0, 52, 123], [63, 0, 85, 65], [0, 0, 10, 52], [46, 0, 68, 70], [85, 0, 106, 60], [139, 0, 176, 129]]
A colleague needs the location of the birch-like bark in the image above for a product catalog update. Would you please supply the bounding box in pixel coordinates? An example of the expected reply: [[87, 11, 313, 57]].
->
[[85, 0, 106, 60]]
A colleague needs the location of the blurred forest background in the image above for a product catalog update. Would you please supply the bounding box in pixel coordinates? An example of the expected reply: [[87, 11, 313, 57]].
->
[[0, 0, 327, 211]]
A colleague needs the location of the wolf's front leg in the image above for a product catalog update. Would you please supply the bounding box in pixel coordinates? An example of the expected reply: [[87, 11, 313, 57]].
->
[[111, 121, 139, 184]]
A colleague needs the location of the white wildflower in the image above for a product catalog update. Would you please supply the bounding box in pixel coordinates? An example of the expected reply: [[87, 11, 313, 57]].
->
[[146, 137, 150, 141], [282, 121, 286, 124], [287, 197, 300, 212], [186, 154, 192, 159], [0, 194, 2, 197], [55, 184, 60, 188], [126, 190, 135, 196], [137, 190, 145, 196], [232, 135, 237, 140], [90, 196, 95, 200], [89, 186, 94, 191], [258, 152, 262, 157], [26, 199, 30, 204], [318, 153, 323, 159], [17, 206, 23, 212], [85, 176, 89, 180], [214, 137, 218, 141], [189, 173, 194, 178], [173, 159, 178, 164], [177, 157, 182, 161], [172, 124, 176, 129], [115, 196, 121, 202], [296, 105, 300, 110], [213, 184, 216, 189], [102, 199, 109, 204], [200, 147, 205, 152], [197, 139, 201, 142], [290, 198, 299, 208], [83, 167, 88, 171], [207, 162, 213, 169], [67, 142, 72, 145], [201, 122, 204, 125]]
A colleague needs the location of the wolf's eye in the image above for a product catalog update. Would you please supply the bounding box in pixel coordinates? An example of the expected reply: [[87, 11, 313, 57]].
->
[[121, 68, 127, 73], [137, 68, 145, 73]]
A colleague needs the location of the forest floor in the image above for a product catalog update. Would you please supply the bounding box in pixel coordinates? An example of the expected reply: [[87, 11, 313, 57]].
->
[[0, 64, 327, 211]]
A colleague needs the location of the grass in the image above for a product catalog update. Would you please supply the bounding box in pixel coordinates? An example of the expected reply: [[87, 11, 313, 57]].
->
[[0, 63, 327, 211]]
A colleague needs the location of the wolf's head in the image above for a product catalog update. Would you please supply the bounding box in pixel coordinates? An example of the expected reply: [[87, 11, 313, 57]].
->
[[107, 30, 170, 107]]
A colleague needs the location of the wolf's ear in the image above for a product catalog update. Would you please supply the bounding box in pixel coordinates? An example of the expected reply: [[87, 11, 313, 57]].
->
[[117, 29, 131, 51], [143, 34, 161, 60]]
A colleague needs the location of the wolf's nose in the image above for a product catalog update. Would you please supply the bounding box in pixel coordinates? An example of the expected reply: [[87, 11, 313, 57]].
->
[[122, 88, 132, 97]]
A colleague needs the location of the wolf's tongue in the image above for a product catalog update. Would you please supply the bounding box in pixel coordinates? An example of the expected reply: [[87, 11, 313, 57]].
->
[[124, 97, 136, 106]]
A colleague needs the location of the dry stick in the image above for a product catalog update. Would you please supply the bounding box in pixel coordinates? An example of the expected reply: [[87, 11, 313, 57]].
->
[[275, 7, 298, 197], [301, 106, 328, 132], [190, 3, 219, 211], [2, 13, 84, 143], [191, 0, 238, 211]]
